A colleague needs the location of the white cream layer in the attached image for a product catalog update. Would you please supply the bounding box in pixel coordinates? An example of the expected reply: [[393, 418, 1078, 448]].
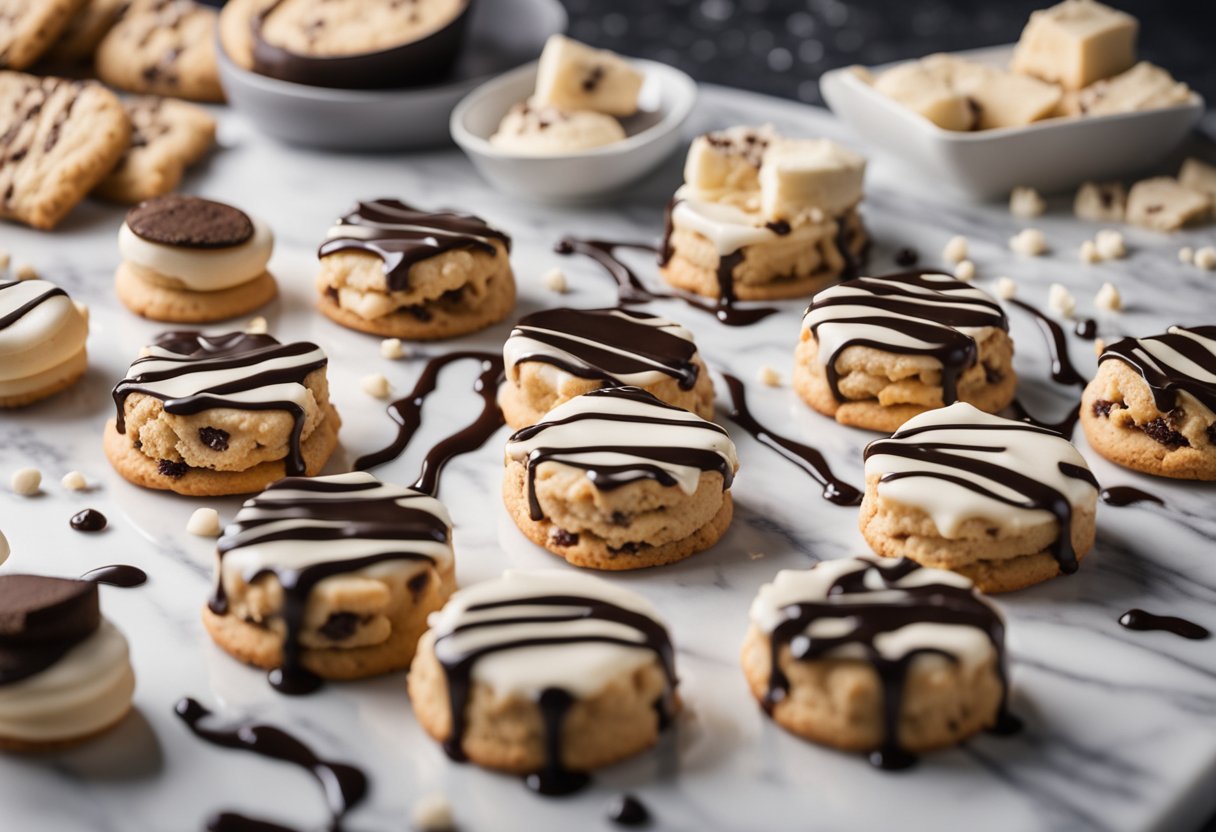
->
[[0, 279, 88, 384], [118, 218, 274, 292]]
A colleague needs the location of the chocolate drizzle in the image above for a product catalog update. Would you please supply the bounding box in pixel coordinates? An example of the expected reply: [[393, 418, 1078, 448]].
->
[[0, 280, 67, 329], [353, 351, 505, 487], [81, 565, 148, 588], [1118, 609, 1209, 640], [555, 237, 778, 326], [69, 508, 107, 532], [607, 794, 651, 826], [1008, 399, 1082, 438], [175, 697, 368, 830], [721, 372, 862, 505], [1006, 299, 1086, 387], [210, 473, 451, 695], [802, 271, 1008, 406], [1098, 326, 1216, 413], [1100, 486, 1165, 507], [112, 332, 328, 478], [319, 199, 510, 292], [761, 558, 1014, 771]]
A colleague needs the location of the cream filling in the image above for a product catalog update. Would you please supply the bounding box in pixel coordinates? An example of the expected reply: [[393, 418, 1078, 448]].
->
[[0, 620, 135, 742], [0, 346, 86, 396], [118, 219, 274, 292], [671, 186, 780, 255], [0, 284, 88, 381]]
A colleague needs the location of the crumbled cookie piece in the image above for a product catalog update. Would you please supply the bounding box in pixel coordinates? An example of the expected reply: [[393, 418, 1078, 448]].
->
[[1048, 283, 1076, 317], [954, 259, 976, 282], [994, 276, 1017, 299], [186, 507, 220, 537], [942, 235, 968, 264], [1195, 247, 1216, 271], [1079, 240, 1099, 263], [1010, 186, 1046, 218], [1094, 228, 1126, 259], [1094, 282, 1121, 311], [1074, 181, 1126, 222], [758, 365, 781, 387], [1010, 228, 1048, 256], [1126, 177, 1212, 231], [361, 373, 390, 399], [543, 267, 568, 294], [379, 338, 406, 360]]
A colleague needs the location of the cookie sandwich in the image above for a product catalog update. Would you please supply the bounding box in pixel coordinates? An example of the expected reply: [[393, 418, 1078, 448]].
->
[[203, 472, 455, 693], [104, 330, 340, 496], [794, 271, 1016, 432], [0, 279, 89, 408], [114, 195, 277, 322], [503, 386, 738, 570], [317, 198, 515, 340], [500, 307, 714, 429], [861, 402, 1099, 593]]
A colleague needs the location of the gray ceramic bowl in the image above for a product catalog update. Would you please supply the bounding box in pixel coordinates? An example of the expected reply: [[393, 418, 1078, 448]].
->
[[216, 0, 566, 152]]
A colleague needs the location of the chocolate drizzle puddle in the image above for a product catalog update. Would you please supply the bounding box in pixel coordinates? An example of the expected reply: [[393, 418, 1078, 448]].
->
[[1074, 318, 1097, 340], [319, 199, 510, 292], [1100, 486, 1165, 507], [175, 697, 368, 830], [1008, 399, 1082, 438], [763, 558, 1016, 771], [207, 812, 299, 832], [720, 373, 862, 505], [0, 280, 66, 329], [353, 351, 505, 489], [434, 594, 677, 795], [81, 564, 147, 588], [1098, 326, 1216, 413], [1118, 609, 1210, 640], [607, 794, 651, 826], [1006, 299, 1086, 387], [69, 508, 107, 532], [555, 237, 778, 326]]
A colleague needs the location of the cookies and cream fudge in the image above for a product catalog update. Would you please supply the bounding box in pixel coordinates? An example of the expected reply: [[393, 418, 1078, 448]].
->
[[1065, 61, 1192, 116], [0, 279, 89, 408], [0, 575, 135, 750], [1125, 177, 1212, 232], [316, 199, 515, 340], [741, 557, 1011, 769], [1011, 0, 1137, 90], [408, 569, 677, 792], [203, 472, 456, 693], [661, 125, 867, 302], [1074, 180, 1126, 221], [1179, 158, 1216, 203], [114, 195, 277, 322], [861, 402, 1099, 593], [489, 103, 625, 155]]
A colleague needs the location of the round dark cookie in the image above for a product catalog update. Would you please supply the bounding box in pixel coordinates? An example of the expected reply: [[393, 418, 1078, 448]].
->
[[126, 195, 255, 249]]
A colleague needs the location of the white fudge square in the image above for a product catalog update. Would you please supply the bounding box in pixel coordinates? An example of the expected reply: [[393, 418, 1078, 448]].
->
[[1011, 0, 1138, 90], [532, 35, 644, 117]]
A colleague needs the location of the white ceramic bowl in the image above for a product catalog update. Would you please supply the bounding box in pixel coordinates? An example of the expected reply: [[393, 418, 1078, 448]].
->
[[450, 59, 698, 203], [216, 0, 565, 151], [820, 45, 1205, 200]]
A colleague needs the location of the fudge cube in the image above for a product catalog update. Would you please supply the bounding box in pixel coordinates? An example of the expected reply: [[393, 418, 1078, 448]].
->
[[1179, 158, 1216, 202], [532, 35, 644, 117], [1074, 181, 1127, 222], [759, 138, 866, 221], [951, 60, 1063, 129], [683, 125, 774, 195], [1125, 177, 1212, 232], [1075, 62, 1192, 115], [1011, 0, 1137, 90], [873, 56, 977, 131]]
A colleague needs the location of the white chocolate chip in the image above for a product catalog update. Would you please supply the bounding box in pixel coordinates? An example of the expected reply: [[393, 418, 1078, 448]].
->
[[1178, 246, 1195, 264], [1195, 246, 1216, 270], [0, 529, 8, 566], [186, 507, 221, 537], [994, 276, 1017, 299], [1048, 283, 1076, 317], [245, 316, 269, 334], [410, 793, 455, 832], [1009, 228, 1048, 256], [10, 467, 41, 496], [15, 263, 38, 281], [380, 338, 406, 360], [543, 267, 568, 294], [61, 471, 87, 491], [361, 373, 391, 399], [1094, 228, 1126, 260], [954, 259, 976, 282], [1078, 240, 1099, 264], [758, 365, 781, 387], [1094, 282, 1122, 311], [942, 235, 968, 264], [1009, 186, 1046, 218]]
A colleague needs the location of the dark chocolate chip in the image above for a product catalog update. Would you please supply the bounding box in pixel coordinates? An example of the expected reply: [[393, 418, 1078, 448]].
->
[[551, 529, 579, 547], [407, 572, 430, 597], [1142, 417, 1189, 447], [982, 363, 1003, 384], [70, 508, 107, 532], [198, 427, 230, 452], [610, 511, 630, 527], [126, 195, 254, 249], [1091, 399, 1123, 418], [894, 247, 919, 267], [158, 459, 190, 479], [318, 612, 360, 642]]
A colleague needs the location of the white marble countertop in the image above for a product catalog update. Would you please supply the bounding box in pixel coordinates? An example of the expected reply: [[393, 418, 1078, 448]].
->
[[1, 85, 1215, 832]]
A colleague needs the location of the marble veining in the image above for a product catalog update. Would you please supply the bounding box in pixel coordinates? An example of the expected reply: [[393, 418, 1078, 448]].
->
[[0, 86, 1214, 832]]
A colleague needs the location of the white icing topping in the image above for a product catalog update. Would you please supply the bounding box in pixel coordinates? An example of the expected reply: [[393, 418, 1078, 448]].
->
[[670, 185, 781, 255], [1120, 326, 1216, 386], [117, 218, 274, 292], [0, 280, 88, 383]]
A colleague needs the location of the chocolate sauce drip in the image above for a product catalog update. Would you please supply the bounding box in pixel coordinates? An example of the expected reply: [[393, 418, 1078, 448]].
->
[[81, 565, 147, 588], [175, 698, 368, 829], [211, 476, 450, 695], [764, 558, 1013, 771], [1100, 486, 1165, 507], [1008, 399, 1082, 437], [0, 280, 66, 329], [69, 508, 107, 532], [894, 247, 919, 268], [319, 199, 510, 292], [804, 271, 1008, 406], [1074, 318, 1097, 340], [507, 386, 736, 522], [607, 794, 651, 826], [721, 372, 862, 506], [508, 307, 700, 391], [1098, 326, 1216, 413], [435, 594, 677, 794], [555, 237, 778, 327], [1118, 609, 1210, 640], [865, 421, 1098, 574], [207, 812, 299, 832], [1006, 299, 1086, 387], [113, 332, 327, 478], [353, 351, 505, 486]]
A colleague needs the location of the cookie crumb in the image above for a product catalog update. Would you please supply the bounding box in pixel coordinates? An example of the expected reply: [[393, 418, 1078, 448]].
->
[[543, 267, 568, 294], [994, 276, 1017, 299], [1009, 186, 1045, 218], [758, 365, 781, 387], [1094, 229, 1126, 260], [362, 373, 391, 399], [15, 263, 38, 281], [942, 235, 968, 264], [10, 467, 41, 496], [186, 507, 221, 537], [245, 316, 269, 334], [0, 250, 9, 271], [1094, 282, 1122, 311], [1009, 228, 1048, 256], [410, 793, 455, 832], [0, 530, 8, 566], [1195, 246, 1216, 270], [61, 471, 88, 491], [379, 338, 407, 360], [1079, 240, 1099, 264], [1094, 338, 1106, 357], [1048, 283, 1076, 317], [954, 259, 976, 282]]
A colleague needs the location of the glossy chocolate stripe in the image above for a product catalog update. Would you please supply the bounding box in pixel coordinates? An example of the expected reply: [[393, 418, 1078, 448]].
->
[[0, 280, 67, 329], [1006, 298, 1086, 387], [1098, 325, 1216, 412]]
